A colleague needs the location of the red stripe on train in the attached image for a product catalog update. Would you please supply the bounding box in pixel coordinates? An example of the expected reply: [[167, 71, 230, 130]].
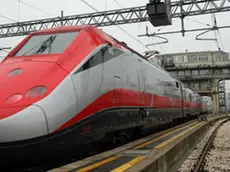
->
[[54, 88, 201, 132]]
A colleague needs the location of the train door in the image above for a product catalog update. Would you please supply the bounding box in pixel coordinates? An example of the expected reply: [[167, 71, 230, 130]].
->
[[113, 75, 122, 105], [137, 59, 146, 105], [72, 47, 104, 111], [101, 45, 123, 106], [182, 89, 187, 116], [178, 82, 185, 117]]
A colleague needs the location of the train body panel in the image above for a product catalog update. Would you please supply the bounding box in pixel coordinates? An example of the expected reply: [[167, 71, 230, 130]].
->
[[0, 105, 48, 142], [0, 60, 67, 110], [35, 75, 78, 133], [56, 43, 201, 132]]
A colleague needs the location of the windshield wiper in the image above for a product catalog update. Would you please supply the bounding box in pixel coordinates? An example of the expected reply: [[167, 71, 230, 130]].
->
[[35, 35, 56, 54], [20, 35, 57, 56]]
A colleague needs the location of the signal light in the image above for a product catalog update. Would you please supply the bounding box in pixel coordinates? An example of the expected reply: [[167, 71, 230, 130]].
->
[[8, 68, 23, 77]]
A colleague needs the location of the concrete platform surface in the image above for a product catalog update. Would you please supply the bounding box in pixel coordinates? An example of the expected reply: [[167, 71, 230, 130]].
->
[[48, 115, 226, 172]]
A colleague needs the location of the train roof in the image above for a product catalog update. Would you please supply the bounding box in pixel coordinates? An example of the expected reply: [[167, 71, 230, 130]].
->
[[30, 26, 172, 71], [5, 25, 181, 82], [30, 25, 92, 35]]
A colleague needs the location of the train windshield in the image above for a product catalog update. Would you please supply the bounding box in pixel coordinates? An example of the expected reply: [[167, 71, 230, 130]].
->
[[14, 31, 79, 56]]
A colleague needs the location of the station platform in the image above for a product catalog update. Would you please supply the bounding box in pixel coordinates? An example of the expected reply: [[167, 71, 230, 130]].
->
[[49, 115, 226, 172]]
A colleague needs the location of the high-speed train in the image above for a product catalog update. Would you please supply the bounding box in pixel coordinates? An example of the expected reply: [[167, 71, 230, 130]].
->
[[0, 25, 202, 163]]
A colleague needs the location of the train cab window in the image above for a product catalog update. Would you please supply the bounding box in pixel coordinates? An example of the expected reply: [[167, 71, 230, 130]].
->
[[75, 47, 104, 73], [14, 31, 79, 56], [74, 46, 124, 74]]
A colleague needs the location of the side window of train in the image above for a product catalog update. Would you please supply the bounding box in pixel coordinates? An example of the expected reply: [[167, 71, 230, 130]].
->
[[78, 61, 90, 72], [74, 48, 104, 74], [74, 46, 124, 74], [176, 81, 179, 88], [103, 46, 124, 62], [89, 49, 103, 68], [189, 94, 192, 101]]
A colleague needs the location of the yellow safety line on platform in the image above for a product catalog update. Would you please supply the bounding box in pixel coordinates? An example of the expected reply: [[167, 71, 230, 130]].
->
[[76, 155, 120, 172], [75, 121, 200, 172], [111, 156, 146, 172], [155, 122, 203, 149], [134, 121, 199, 149]]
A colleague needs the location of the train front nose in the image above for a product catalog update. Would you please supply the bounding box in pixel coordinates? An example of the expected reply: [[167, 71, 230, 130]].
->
[[0, 105, 48, 143]]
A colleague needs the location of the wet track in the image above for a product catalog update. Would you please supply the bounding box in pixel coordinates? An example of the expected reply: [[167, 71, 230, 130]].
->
[[178, 118, 229, 172], [204, 120, 230, 171]]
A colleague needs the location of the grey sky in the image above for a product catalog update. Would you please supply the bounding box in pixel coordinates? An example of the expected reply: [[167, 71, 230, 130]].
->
[[1, 0, 230, 97], [0, 0, 229, 56]]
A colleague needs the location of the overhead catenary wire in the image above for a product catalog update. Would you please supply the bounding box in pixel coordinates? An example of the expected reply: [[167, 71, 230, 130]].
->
[[105, 0, 107, 11], [212, 14, 221, 50], [80, 0, 151, 51], [212, 14, 225, 51], [154, 18, 180, 33], [217, 29, 225, 51], [143, 18, 181, 54], [185, 18, 211, 27], [19, 0, 55, 17], [18, 0, 20, 22], [0, 14, 16, 22], [112, 0, 146, 29], [185, 17, 222, 49], [209, 2, 224, 51], [151, 37, 166, 53], [112, 0, 167, 54]]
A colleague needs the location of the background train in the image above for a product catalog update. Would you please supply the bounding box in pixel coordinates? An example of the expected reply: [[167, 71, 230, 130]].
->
[[0, 25, 203, 164]]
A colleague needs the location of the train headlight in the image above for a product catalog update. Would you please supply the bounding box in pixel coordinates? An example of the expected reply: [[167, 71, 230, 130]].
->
[[5, 94, 22, 104], [8, 68, 23, 77], [25, 86, 47, 98]]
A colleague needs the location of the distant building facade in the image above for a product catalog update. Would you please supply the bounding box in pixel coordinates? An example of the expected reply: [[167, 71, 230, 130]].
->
[[155, 50, 230, 92], [226, 92, 230, 113], [155, 50, 230, 67], [155, 50, 230, 113], [219, 81, 226, 113]]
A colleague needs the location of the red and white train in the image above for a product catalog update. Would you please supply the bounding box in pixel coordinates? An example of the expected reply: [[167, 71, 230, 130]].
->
[[0, 25, 202, 163]]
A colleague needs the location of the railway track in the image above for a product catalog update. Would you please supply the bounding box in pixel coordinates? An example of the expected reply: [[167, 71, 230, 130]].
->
[[193, 119, 228, 172], [178, 117, 229, 172], [203, 119, 230, 172]]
